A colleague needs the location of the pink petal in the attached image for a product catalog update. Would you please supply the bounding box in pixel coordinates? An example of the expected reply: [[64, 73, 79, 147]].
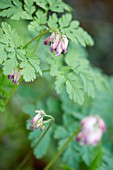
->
[[86, 128, 102, 146], [98, 118, 106, 132], [44, 33, 55, 45], [13, 71, 21, 84], [76, 132, 83, 142], [62, 35, 68, 53], [82, 116, 97, 129], [50, 34, 59, 52], [56, 41, 63, 56]]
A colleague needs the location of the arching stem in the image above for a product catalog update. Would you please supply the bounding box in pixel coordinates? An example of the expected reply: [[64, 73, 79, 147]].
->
[[44, 127, 80, 170]]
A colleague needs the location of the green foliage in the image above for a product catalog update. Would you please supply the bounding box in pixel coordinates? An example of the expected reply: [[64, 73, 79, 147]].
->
[[0, 1, 113, 170], [48, 14, 58, 29], [20, 57, 42, 82], [58, 13, 94, 46], [54, 114, 80, 169], [47, 13, 94, 47], [23, 103, 53, 159], [0, 22, 42, 81], [0, 73, 13, 112], [0, 0, 93, 47], [0, 0, 33, 20], [17, 73, 113, 170], [34, 0, 71, 12], [90, 144, 102, 170], [28, 9, 47, 32], [49, 45, 107, 105], [60, 164, 75, 170], [29, 127, 52, 158], [0, 22, 22, 74]]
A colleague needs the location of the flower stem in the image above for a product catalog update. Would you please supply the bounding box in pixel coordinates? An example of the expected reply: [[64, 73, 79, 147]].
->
[[4, 78, 23, 107], [34, 115, 54, 148], [23, 30, 49, 49], [44, 127, 80, 170], [33, 35, 42, 54], [16, 116, 54, 170], [42, 69, 50, 73], [4, 84, 18, 106]]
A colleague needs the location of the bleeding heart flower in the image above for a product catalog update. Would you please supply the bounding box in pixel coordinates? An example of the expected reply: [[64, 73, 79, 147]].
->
[[44, 32, 68, 56], [76, 115, 106, 146], [8, 70, 21, 84], [30, 109, 46, 131]]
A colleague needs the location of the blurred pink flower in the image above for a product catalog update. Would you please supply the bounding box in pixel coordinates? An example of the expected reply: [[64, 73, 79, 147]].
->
[[44, 32, 68, 56], [30, 109, 46, 131], [76, 115, 106, 146], [8, 70, 21, 84]]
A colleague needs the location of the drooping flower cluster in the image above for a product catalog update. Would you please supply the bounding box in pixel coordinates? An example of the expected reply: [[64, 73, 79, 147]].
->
[[76, 115, 106, 146], [44, 32, 68, 56], [8, 70, 21, 84], [30, 109, 46, 131]]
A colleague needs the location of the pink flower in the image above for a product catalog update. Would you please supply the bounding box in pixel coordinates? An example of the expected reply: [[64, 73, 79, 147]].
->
[[76, 115, 106, 146], [8, 70, 21, 84], [30, 109, 46, 131], [61, 35, 68, 54], [44, 32, 68, 56], [56, 40, 63, 56], [50, 34, 60, 52], [44, 33, 55, 45], [86, 128, 103, 146], [80, 116, 97, 129], [56, 35, 68, 56]]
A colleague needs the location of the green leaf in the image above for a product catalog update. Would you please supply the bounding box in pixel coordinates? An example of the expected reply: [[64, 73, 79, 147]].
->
[[54, 126, 68, 139], [0, 98, 5, 112], [0, 0, 30, 20], [0, 22, 22, 49], [3, 53, 18, 75], [59, 14, 72, 28], [65, 49, 106, 99], [28, 10, 47, 32], [55, 75, 66, 94], [16, 49, 26, 61], [54, 114, 80, 169], [66, 73, 85, 105], [49, 58, 60, 76], [48, 0, 71, 12], [62, 142, 80, 169], [0, 44, 7, 64], [97, 148, 113, 170], [90, 144, 102, 170], [0, 22, 26, 74], [28, 124, 52, 158], [59, 14, 94, 47], [60, 164, 75, 170], [33, 0, 48, 10], [20, 60, 36, 82], [0, 0, 12, 9], [81, 146, 92, 166], [28, 57, 42, 76], [48, 13, 58, 29], [24, 0, 35, 19]]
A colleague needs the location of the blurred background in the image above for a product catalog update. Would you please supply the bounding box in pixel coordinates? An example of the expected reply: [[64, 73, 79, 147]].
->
[[0, 0, 113, 170], [64, 0, 113, 74]]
